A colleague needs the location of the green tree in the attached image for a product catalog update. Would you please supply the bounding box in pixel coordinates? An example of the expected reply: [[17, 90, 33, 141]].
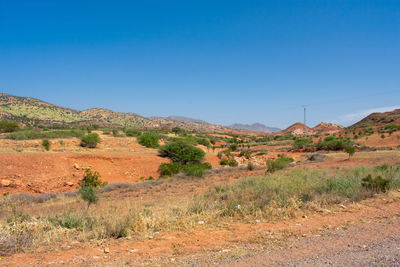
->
[[80, 133, 100, 148], [42, 139, 50, 151], [158, 140, 205, 164], [345, 145, 355, 160], [137, 132, 159, 148], [79, 169, 107, 210]]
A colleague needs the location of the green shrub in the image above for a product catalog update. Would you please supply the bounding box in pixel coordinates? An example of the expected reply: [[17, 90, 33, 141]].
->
[[190, 166, 400, 218], [183, 164, 206, 177], [158, 163, 182, 177], [293, 137, 313, 150], [229, 144, 238, 151], [158, 140, 205, 164], [220, 159, 238, 167], [125, 129, 141, 137], [112, 129, 119, 137], [79, 169, 107, 209], [80, 133, 100, 148], [78, 186, 99, 209], [345, 145, 355, 160], [217, 150, 231, 159], [361, 174, 390, 193], [0, 120, 19, 133], [42, 139, 50, 151], [315, 136, 351, 151], [137, 132, 159, 148], [239, 150, 252, 159], [172, 127, 184, 135], [81, 169, 108, 188], [267, 155, 294, 173], [384, 124, 400, 131], [7, 129, 84, 140], [247, 162, 255, 170]]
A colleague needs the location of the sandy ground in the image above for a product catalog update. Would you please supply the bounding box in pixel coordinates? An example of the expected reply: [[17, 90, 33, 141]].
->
[[0, 132, 400, 266]]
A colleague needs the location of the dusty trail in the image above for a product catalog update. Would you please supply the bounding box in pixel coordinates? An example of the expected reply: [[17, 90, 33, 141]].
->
[[219, 215, 400, 266]]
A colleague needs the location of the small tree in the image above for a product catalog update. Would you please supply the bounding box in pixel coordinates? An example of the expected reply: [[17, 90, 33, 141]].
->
[[81, 133, 100, 148], [345, 145, 355, 160], [137, 132, 159, 148], [158, 140, 205, 164], [79, 169, 107, 210], [42, 139, 50, 151]]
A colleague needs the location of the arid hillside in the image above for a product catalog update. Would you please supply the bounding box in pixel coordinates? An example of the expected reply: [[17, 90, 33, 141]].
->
[[0, 93, 232, 132]]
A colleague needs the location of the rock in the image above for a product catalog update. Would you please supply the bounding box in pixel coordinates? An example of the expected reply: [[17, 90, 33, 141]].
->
[[104, 247, 110, 254], [307, 153, 328, 162], [1, 179, 12, 187], [302, 215, 308, 218], [73, 163, 80, 170], [66, 182, 74, 186], [197, 220, 205, 224]]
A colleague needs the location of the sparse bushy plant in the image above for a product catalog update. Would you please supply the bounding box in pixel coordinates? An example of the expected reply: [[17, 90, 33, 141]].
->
[[42, 139, 50, 151], [137, 132, 159, 148], [158, 140, 205, 164], [267, 154, 294, 173], [80, 133, 100, 148]]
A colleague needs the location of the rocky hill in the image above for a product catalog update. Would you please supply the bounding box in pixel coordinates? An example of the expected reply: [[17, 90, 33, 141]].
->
[[313, 122, 344, 134], [279, 122, 314, 136], [228, 123, 281, 133], [0, 93, 232, 132], [349, 109, 400, 130]]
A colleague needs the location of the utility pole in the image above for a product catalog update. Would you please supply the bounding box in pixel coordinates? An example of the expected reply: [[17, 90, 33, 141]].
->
[[303, 105, 306, 126]]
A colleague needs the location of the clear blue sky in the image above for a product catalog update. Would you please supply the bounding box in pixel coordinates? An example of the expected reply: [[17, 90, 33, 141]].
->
[[1, 0, 399, 128]]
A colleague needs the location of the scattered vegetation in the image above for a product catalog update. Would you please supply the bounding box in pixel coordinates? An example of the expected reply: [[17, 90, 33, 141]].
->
[[266, 154, 294, 173], [41, 139, 50, 151], [0, 120, 19, 133], [158, 140, 205, 165], [191, 165, 400, 218], [6, 129, 84, 140], [345, 144, 356, 160]]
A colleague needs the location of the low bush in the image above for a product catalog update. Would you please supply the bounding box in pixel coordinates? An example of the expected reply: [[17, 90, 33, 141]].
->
[[293, 137, 313, 150], [220, 159, 238, 167], [183, 164, 206, 177], [79, 169, 107, 209], [239, 150, 251, 159], [42, 139, 50, 151], [247, 162, 255, 170], [80, 133, 100, 148], [190, 166, 400, 218], [137, 132, 159, 148], [267, 154, 294, 173], [315, 136, 351, 151], [158, 163, 182, 177], [0, 120, 19, 133], [345, 145, 356, 160], [125, 129, 141, 137], [7, 129, 84, 140], [361, 174, 390, 193], [158, 140, 205, 164]]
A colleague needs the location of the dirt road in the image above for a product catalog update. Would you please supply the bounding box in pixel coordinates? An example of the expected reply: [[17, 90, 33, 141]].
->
[[219, 215, 400, 266]]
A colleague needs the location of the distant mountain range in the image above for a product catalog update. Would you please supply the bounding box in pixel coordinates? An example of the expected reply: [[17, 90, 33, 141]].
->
[[228, 123, 281, 133]]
